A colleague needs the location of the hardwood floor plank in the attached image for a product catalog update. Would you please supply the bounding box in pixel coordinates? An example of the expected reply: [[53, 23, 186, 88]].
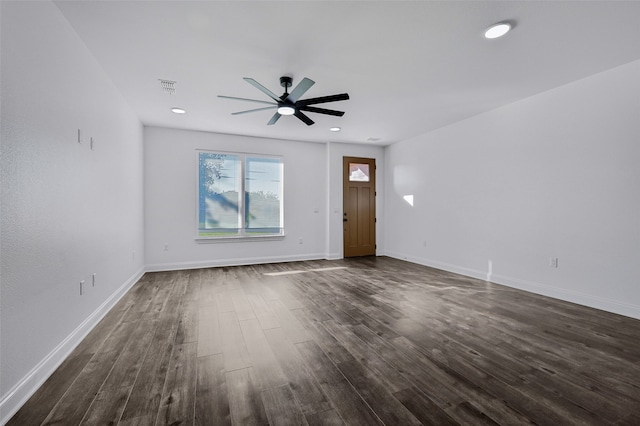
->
[[247, 293, 281, 330], [393, 386, 459, 426], [304, 409, 344, 426], [195, 354, 231, 426], [268, 299, 312, 344], [99, 319, 158, 390], [155, 342, 197, 426], [261, 385, 307, 426], [232, 289, 257, 321], [392, 335, 576, 425], [321, 319, 410, 393], [239, 318, 288, 390], [118, 274, 160, 324], [331, 298, 401, 340], [295, 340, 382, 425], [216, 290, 236, 313], [292, 309, 355, 365], [42, 349, 121, 425], [263, 327, 332, 415], [5, 353, 93, 426], [334, 359, 422, 425], [226, 367, 269, 425], [8, 257, 640, 426], [79, 384, 130, 425], [197, 302, 222, 357], [119, 282, 182, 422], [447, 401, 501, 426], [176, 295, 199, 345], [117, 339, 174, 422], [219, 311, 252, 372], [118, 414, 154, 426]]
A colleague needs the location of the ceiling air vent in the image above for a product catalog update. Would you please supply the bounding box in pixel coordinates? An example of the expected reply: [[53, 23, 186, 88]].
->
[[159, 79, 176, 95]]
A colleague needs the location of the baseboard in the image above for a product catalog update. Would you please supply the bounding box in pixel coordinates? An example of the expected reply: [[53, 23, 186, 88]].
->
[[385, 251, 640, 320], [0, 266, 145, 425], [325, 252, 342, 260], [385, 250, 488, 281], [491, 273, 640, 320], [145, 253, 327, 272]]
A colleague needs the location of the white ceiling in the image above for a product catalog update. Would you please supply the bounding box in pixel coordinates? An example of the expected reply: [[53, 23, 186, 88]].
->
[[54, 1, 640, 146]]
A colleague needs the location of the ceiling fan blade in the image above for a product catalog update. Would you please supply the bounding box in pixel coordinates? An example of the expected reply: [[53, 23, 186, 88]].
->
[[218, 95, 277, 106], [294, 110, 315, 126], [232, 106, 278, 115], [286, 77, 315, 103], [267, 112, 282, 125], [244, 78, 281, 102], [298, 105, 345, 117], [297, 93, 350, 106]]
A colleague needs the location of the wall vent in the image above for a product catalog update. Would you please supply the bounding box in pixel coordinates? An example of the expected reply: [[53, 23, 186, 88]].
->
[[159, 79, 176, 95]]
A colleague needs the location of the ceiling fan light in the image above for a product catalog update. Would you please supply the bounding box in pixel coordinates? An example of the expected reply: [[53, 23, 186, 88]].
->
[[277, 105, 295, 116], [484, 22, 511, 39]]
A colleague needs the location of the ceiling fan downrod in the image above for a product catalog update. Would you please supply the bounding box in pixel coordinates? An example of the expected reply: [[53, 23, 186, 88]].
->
[[280, 76, 293, 96]]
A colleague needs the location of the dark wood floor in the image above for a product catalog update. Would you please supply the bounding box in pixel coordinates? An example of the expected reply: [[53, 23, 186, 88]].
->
[[8, 256, 640, 425]]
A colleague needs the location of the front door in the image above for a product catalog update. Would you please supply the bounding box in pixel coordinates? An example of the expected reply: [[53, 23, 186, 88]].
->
[[343, 157, 376, 257]]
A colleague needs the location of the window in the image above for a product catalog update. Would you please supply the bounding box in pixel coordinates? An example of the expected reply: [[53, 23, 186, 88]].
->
[[348, 163, 370, 182], [198, 151, 283, 238]]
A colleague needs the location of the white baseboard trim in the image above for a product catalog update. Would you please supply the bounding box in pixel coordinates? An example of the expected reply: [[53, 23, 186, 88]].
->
[[385, 250, 487, 281], [385, 251, 640, 320], [491, 273, 640, 320], [325, 252, 342, 260], [0, 266, 145, 425], [145, 253, 327, 272]]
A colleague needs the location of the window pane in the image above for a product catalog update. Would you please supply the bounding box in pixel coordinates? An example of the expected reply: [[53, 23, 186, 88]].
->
[[198, 152, 241, 236], [245, 157, 283, 234], [349, 163, 370, 182]]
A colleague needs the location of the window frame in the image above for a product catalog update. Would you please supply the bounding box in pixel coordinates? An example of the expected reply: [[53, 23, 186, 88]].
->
[[195, 150, 284, 242]]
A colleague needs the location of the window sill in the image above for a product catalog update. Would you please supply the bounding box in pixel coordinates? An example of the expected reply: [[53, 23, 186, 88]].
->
[[196, 234, 285, 243]]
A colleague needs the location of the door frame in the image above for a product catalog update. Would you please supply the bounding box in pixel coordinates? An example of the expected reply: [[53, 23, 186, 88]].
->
[[343, 156, 376, 257]]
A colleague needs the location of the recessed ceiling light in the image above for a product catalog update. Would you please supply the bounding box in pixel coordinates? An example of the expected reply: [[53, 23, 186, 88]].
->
[[484, 22, 511, 39], [171, 107, 186, 114], [330, 127, 341, 132], [277, 106, 295, 116], [366, 137, 381, 142]]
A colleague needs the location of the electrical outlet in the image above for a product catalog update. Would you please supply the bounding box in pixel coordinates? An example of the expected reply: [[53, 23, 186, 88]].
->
[[164, 243, 169, 251], [549, 257, 559, 268], [298, 237, 303, 244]]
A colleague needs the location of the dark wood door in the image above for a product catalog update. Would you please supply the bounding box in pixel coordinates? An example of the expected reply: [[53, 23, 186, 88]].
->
[[343, 157, 376, 257]]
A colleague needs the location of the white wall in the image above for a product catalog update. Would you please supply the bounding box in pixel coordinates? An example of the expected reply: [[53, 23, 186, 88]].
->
[[144, 127, 385, 269], [385, 60, 640, 319], [0, 1, 145, 421], [144, 127, 327, 269]]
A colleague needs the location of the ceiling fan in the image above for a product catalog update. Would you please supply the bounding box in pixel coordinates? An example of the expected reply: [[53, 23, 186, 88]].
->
[[218, 76, 349, 126]]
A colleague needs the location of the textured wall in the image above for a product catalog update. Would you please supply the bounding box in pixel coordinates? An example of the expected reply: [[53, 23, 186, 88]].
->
[[385, 60, 640, 319], [1, 1, 144, 419], [143, 127, 381, 269]]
